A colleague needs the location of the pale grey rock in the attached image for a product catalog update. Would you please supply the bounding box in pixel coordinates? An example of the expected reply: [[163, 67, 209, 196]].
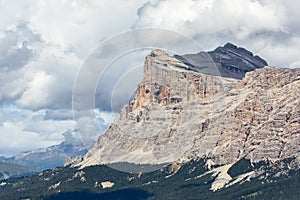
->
[[76, 49, 300, 172]]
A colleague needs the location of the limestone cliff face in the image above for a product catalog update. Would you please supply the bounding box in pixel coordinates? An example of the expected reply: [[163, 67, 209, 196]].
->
[[78, 48, 300, 169], [120, 49, 234, 120], [230, 67, 300, 163]]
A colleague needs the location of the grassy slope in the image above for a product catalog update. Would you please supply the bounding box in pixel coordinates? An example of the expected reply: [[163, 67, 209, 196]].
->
[[0, 161, 40, 180]]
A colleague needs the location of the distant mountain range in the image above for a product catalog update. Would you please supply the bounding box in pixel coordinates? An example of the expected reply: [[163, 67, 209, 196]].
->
[[1, 141, 88, 170], [0, 161, 39, 180]]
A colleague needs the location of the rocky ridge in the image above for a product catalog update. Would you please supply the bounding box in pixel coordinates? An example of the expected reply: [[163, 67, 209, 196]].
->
[[76, 46, 300, 173], [2, 140, 88, 170], [175, 42, 268, 79]]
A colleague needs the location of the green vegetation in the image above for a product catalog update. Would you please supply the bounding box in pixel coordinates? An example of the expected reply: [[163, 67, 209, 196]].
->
[[241, 191, 262, 199], [0, 158, 299, 200], [0, 161, 40, 180]]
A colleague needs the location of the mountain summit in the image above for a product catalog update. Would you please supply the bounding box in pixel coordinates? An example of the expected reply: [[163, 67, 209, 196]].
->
[[174, 43, 268, 79], [76, 44, 299, 179]]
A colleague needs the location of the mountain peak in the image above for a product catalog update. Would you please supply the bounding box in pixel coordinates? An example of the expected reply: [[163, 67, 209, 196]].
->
[[145, 49, 190, 73], [74, 44, 299, 180], [223, 42, 238, 49], [76, 44, 298, 169], [175, 43, 268, 79], [149, 49, 169, 57], [215, 42, 258, 59]]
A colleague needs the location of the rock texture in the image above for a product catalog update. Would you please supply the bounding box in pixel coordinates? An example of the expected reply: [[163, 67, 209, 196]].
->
[[175, 43, 268, 79], [77, 47, 300, 170]]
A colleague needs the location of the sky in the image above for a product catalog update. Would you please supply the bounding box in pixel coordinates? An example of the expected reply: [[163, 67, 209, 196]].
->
[[0, 0, 299, 157]]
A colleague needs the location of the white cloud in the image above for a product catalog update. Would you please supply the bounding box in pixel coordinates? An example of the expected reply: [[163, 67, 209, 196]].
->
[[0, 68, 27, 103], [0, 22, 38, 70], [135, 0, 300, 67], [0, 0, 154, 110], [0, 0, 299, 157], [28, 0, 150, 59], [256, 36, 300, 67], [135, 0, 286, 39], [0, 121, 47, 156], [0, 107, 75, 156], [0, 0, 154, 156], [0, 105, 115, 156], [16, 44, 81, 110], [17, 72, 54, 108]]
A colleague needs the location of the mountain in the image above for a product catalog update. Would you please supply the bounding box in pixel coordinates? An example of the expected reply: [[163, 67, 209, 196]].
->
[[1, 141, 88, 170], [0, 161, 39, 180], [174, 42, 268, 79], [0, 43, 299, 199], [77, 47, 299, 174], [0, 129, 90, 170], [0, 156, 6, 160]]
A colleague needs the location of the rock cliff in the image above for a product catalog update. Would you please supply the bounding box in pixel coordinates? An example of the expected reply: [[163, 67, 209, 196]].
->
[[77, 46, 300, 171]]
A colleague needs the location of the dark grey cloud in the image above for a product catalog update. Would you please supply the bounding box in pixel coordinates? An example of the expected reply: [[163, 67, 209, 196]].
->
[[44, 109, 74, 120], [0, 22, 41, 71], [95, 51, 146, 112]]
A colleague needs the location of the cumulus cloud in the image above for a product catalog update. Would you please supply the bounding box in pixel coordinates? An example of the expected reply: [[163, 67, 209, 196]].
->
[[27, 0, 152, 59], [0, 106, 114, 157], [135, 0, 300, 67], [0, 106, 74, 156], [0, 22, 42, 104], [0, 0, 155, 156], [0, 22, 39, 71], [0, 0, 152, 109], [0, 67, 27, 104], [17, 45, 80, 110], [0, 0, 300, 156], [135, 0, 286, 39]]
